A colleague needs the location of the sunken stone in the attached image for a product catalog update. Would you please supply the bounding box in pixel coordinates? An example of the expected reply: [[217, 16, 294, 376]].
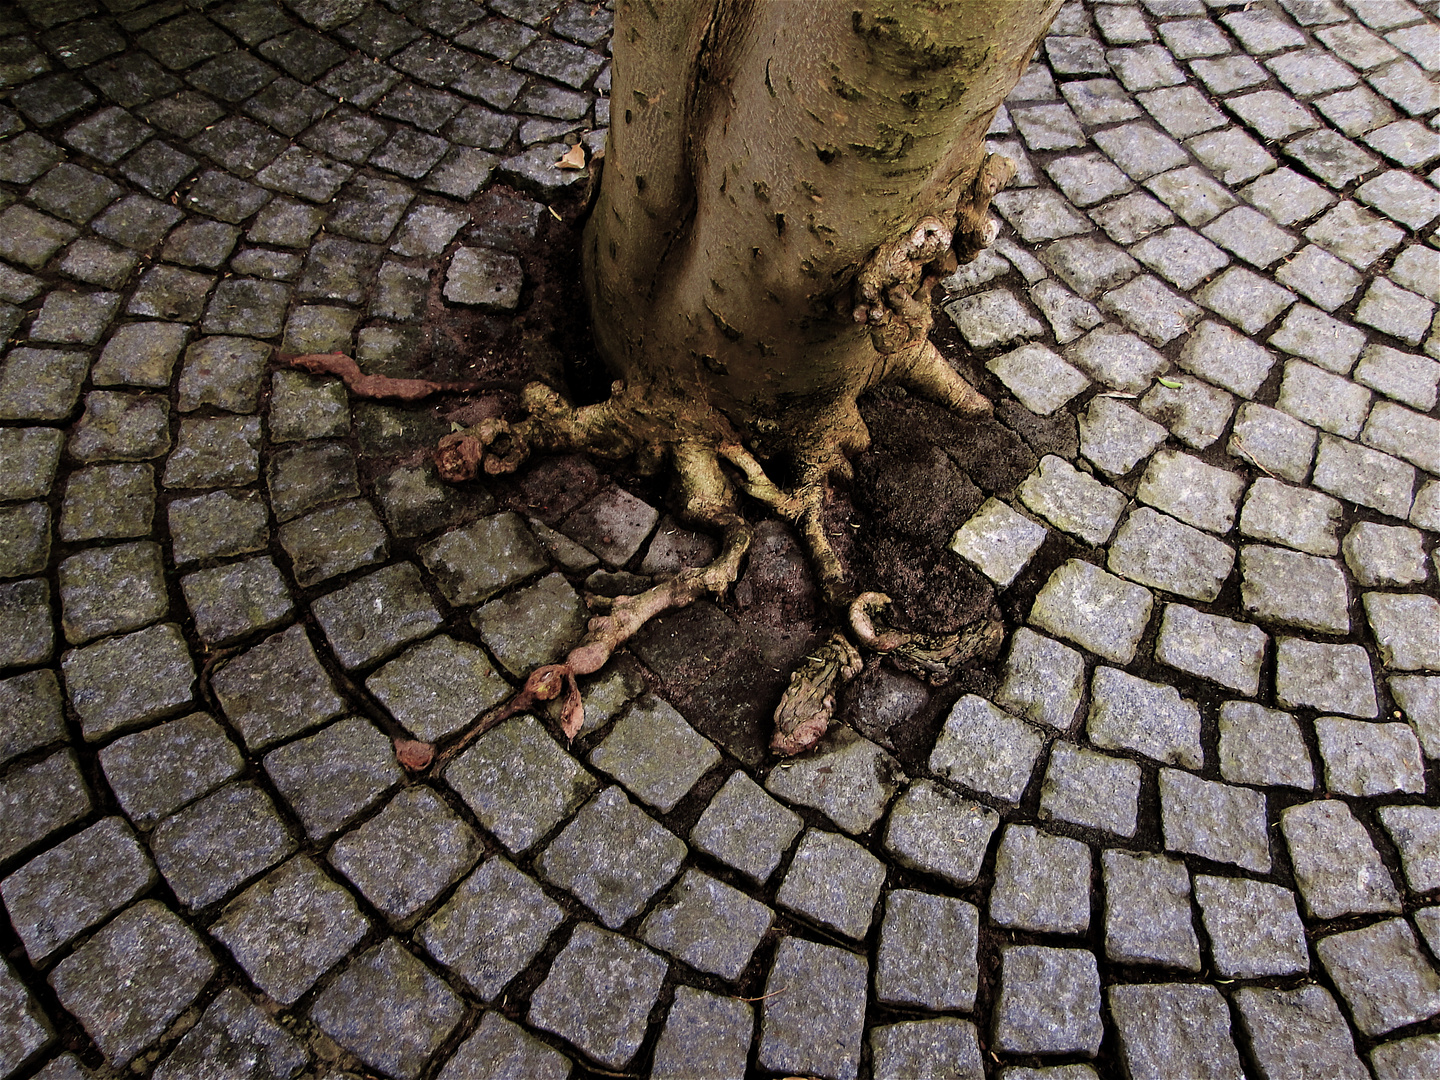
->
[[640, 869, 773, 980], [765, 726, 901, 834], [1031, 559, 1154, 665], [1318, 919, 1440, 1036], [1281, 800, 1401, 918], [1102, 850, 1200, 970], [652, 988, 753, 1080], [419, 857, 564, 1001], [1109, 984, 1243, 1080], [1195, 874, 1309, 977], [994, 947, 1102, 1057], [930, 694, 1044, 804], [330, 787, 482, 924], [212, 624, 344, 750], [152, 987, 307, 1080], [528, 924, 668, 1071], [592, 694, 721, 814], [210, 857, 370, 1006], [777, 829, 887, 941], [99, 712, 242, 827], [447, 714, 598, 854], [759, 937, 868, 1080], [537, 786, 685, 928], [1160, 769, 1270, 871], [62, 622, 194, 740], [884, 778, 1000, 885], [264, 718, 401, 841], [1218, 701, 1314, 788], [690, 770, 804, 885], [310, 939, 464, 1080], [48, 900, 215, 1069], [876, 889, 979, 1011], [150, 783, 296, 910], [1235, 987, 1368, 1080]]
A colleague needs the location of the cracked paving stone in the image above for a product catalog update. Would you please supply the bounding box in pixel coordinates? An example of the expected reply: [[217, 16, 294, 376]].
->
[[1088, 665, 1202, 768], [640, 868, 773, 980], [264, 717, 401, 842], [884, 779, 998, 886], [1102, 850, 1199, 970], [330, 786, 482, 925], [0, 349, 90, 422], [1077, 396, 1166, 477], [59, 540, 168, 645], [1316, 716, 1425, 795], [312, 563, 442, 670], [945, 288, 1045, 349], [1145, 165, 1238, 227], [765, 726, 901, 834], [1219, 700, 1314, 788], [529, 924, 667, 1071], [48, 900, 215, 1069], [876, 889, 979, 1011], [1044, 151, 1134, 208], [1108, 507, 1235, 603], [1160, 769, 1270, 872], [1203, 205, 1299, 269], [929, 694, 1044, 804], [1283, 799, 1401, 917], [1, 817, 157, 964], [1031, 559, 1154, 666], [61, 622, 194, 740], [690, 770, 803, 885], [419, 511, 548, 605], [447, 713, 598, 855], [1277, 636, 1380, 717], [1194, 875, 1308, 977], [776, 828, 886, 941], [990, 824, 1090, 934], [1235, 986, 1369, 1080], [1319, 919, 1440, 1036], [181, 556, 293, 646], [994, 946, 1102, 1057], [211, 624, 344, 751], [1029, 277, 1104, 344], [437, 1011, 570, 1080], [100, 711, 242, 828], [150, 782, 296, 911], [211, 855, 370, 1007], [310, 939, 463, 1080], [418, 856, 564, 1001], [1109, 984, 1243, 1080], [1019, 454, 1127, 546], [152, 986, 307, 1080], [1240, 544, 1350, 634], [759, 936, 867, 1080]]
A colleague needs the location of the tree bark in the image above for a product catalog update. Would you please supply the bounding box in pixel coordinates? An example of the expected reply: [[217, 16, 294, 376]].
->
[[582, 0, 1062, 472]]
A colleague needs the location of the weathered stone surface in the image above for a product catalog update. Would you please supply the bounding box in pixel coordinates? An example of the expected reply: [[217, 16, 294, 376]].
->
[[884, 780, 999, 886], [759, 937, 868, 1080], [152, 986, 308, 1080], [48, 900, 215, 1068], [181, 556, 293, 646], [471, 572, 587, 677], [875, 889, 979, 1011], [1019, 455, 1127, 545], [1031, 559, 1154, 665], [987, 343, 1090, 415], [1240, 478, 1344, 557], [1315, 716, 1425, 796], [592, 694, 721, 814], [1379, 806, 1440, 893], [1281, 800, 1401, 918], [1108, 984, 1243, 1080], [1156, 605, 1267, 696], [310, 939, 463, 1080], [1312, 434, 1416, 520], [312, 563, 443, 670], [1194, 875, 1308, 977], [996, 628, 1086, 731], [211, 624, 344, 750], [0, 957, 52, 1079], [1218, 700, 1314, 788], [994, 947, 1102, 1057], [949, 498, 1048, 587], [264, 717, 401, 841], [777, 828, 886, 940], [61, 622, 194, 740], [1078, 395, 1167, 477], [1160, 769, 1271, 872], [1229, 402, 1318, 483], [210, 856, 369, 1006], [640, 869, 773, 980], [0, 670, 65, 768], [990, 824, 1090, 934], [1088, 666, 1202, 768], [367, 634, 509, 742], [1365, 592, 1440, 672], [1240, 545, 1350, 634], [1393, 675, 1440, 758], [930, 694, 1045, 804], [1235, 986, 1368, 1080], [528, 924, 668, 1071], [1372, 1035, 1440, 1080], [1102, 850, 1200, 970], [1343, 522, 1429, 586], [1318, 919, 1440, 1036], [1137, 449, 1246, 534], [151, 782, 296, 910]]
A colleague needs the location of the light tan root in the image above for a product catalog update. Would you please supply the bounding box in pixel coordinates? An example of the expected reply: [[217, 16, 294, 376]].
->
[[771, 632, 864, 756]]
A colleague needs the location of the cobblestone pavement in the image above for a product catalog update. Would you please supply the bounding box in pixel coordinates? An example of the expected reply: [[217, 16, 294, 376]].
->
[[1, 0, 1438, 1077]]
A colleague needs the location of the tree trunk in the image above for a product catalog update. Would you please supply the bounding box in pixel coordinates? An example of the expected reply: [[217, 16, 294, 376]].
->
[[582, 0, 1062, 475]]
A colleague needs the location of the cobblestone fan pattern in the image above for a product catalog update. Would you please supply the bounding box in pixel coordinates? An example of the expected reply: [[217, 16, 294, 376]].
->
[[0, 0, 1438, 1077]]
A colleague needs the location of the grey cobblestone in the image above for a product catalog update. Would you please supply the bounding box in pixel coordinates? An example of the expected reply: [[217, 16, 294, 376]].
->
[[1109, 507, 1235, 602], [1282, 799, 1401, 917], [1317, 716, 1426, 795], [884, 780, 999, 886], [1319, 919, 1440, 1036], [759, 936, 867, 1080], [1138, 450, 1246, 534], [1160, 769, 1270, 872], [1040, 742, 1141, 838], [994, 946, 1102, 1057], [1109, 984, 1243, 1080], [1102, 849, 1199, 970]]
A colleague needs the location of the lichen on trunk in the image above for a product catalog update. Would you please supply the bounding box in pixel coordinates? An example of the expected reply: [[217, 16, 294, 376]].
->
[[434, 0, 1060, 759]]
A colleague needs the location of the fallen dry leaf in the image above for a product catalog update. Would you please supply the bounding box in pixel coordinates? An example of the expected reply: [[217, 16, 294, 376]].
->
[[556, 143, 586, 170]]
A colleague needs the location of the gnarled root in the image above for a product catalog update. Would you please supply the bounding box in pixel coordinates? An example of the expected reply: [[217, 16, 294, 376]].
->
[[852, 591, 1005, 683], [771, 632, 864, 757]]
